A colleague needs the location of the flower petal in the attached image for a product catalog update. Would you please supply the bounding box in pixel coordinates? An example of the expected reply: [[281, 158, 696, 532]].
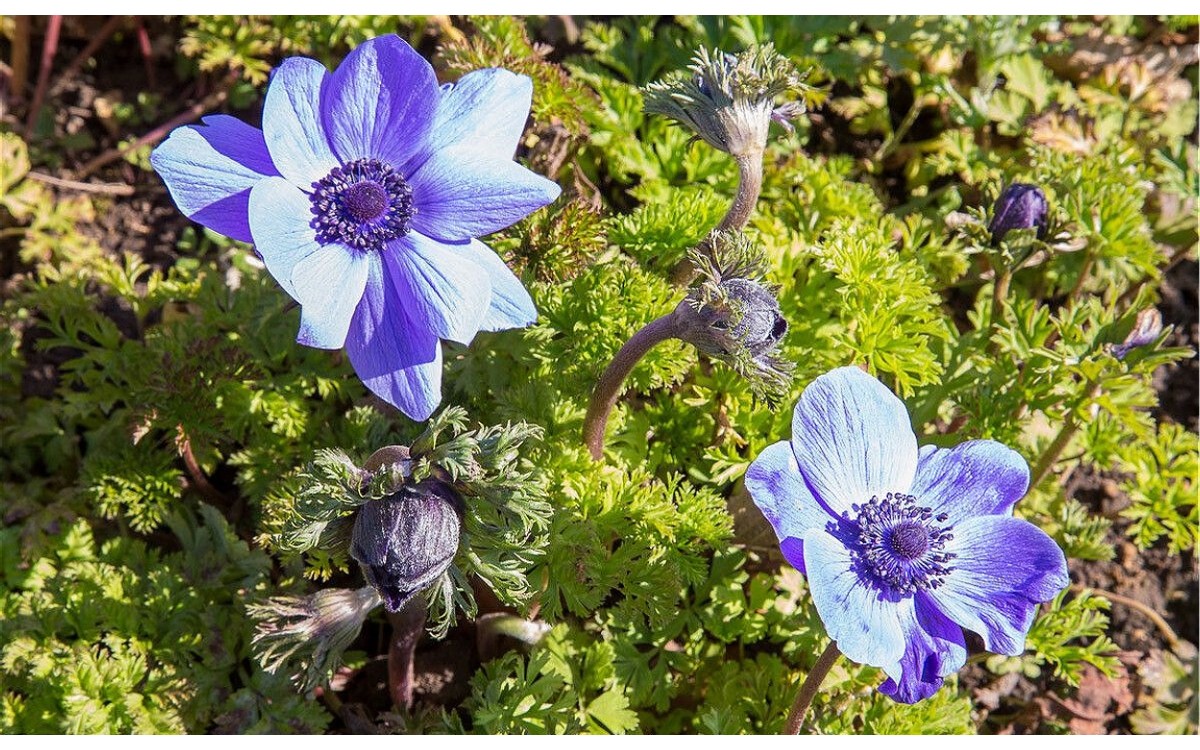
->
[[790, 367, 918, 517], [321, 35, 438, 171], [803, 529, 906, 673], [911, 440, 1030, 524], [408, 146, 561, 242], [291, 246, 370, 350], [150, 115, 279, 242], [345, 255, 443, 421], [248, 177, 325, 299], [877, 593, 967, 704], [421, 69, 532, 163], [928, 515, 1069, 655], [384, 233, 491, 346], [443, 239, 536, 331], [745, 441, 837, 574], [262, 57, 339, 187]]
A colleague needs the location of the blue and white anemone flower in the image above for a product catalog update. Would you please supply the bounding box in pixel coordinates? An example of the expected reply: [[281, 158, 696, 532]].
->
[[746, 367, 1068, 703], [150, 35, 560, 420]]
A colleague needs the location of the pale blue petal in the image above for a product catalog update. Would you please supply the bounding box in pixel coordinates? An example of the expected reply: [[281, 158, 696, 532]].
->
[[150, 115, 279, 242], [877, 593, 967, 704], [383, 232, 491, 346], [790, 367, 918, 518], [408, 146, 560, 242], [262, 57, 339, 186], [911, 440, 1030, 524], [249, 177, 337, 299], [291, 246, 370, 350], [929, 516, 1069, 655], [443, 239, 536, 331], [421, 69, 532, 163], [321, 35, 437, 171], [745, 441, 837, 574], [803, 529, 906, 673], [345, 255, 443, 421]]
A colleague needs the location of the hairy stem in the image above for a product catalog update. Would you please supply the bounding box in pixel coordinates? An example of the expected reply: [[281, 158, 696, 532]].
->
[[582, 309, 681, 461], [1029, 379, 1102, 488], [386, 598, 427, 710], [784, 641, 841, 734], [670, 149, 764, 284]]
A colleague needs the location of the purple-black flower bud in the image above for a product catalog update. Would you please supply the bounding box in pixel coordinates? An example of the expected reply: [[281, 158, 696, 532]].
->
[[989, 183, 1049, 244], [350, 479, 463, 613]]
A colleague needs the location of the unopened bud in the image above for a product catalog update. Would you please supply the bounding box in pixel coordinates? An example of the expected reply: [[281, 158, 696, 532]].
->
[[1112, 308, 1164, 360], [989, 183, 1048, 244], [350, 479, 463, 612]]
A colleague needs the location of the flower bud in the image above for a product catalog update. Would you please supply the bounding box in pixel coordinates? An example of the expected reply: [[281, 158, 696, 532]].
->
[[1112, 308, 1164, 360], [683, 278, 788, 360], [350, 479, 463, 612], [644, 44, 808, 158], [250, 585, 383, 690], [989, 183, 1048, 244], [675, 235, 792, 402]]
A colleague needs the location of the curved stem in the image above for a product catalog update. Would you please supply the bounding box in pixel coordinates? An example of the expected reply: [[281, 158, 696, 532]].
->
[[717, 151, 764, 237], [582, 310, 681, 460], [670, 149, 764, 284], [1071, 584, 1182, 654], [386, 597, 427, 710], [784, 641, 841, 734]]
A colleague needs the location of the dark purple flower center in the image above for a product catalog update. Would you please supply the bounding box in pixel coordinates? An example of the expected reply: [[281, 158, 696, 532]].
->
[[850, 492, 955, 595], [310, 158, 416, 251]]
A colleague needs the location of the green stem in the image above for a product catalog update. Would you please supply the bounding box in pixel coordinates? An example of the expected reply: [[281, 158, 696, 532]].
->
[[1029, 379, 1102, 488], [783, 641, 841, 734], [986, 268, 1012, 355], [582, 309, 681, 461]]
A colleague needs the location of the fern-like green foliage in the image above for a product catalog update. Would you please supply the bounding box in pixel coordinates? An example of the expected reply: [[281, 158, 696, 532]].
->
[[0, 507, 328, 733]]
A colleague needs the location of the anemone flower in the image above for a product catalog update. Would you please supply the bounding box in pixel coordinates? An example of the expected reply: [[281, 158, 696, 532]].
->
[[151, 34, 560, 420], [746, 366, 1068, 703]]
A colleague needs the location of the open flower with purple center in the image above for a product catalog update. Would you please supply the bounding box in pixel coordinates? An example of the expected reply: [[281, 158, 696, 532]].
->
[[746, 367, 1068, 703], [150, 34, 560, 420]]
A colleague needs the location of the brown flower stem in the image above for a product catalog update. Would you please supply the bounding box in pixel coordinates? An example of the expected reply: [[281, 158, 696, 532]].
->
[[386, 597, 427, 710], [582, 309, 682, 461], [1029, 379, 1102, 489], [73, 72, 236, 179], [10, 17, 32, 102], [51, 16, 128, 94], [784, 641, 841, 734], [670, 149, 764, 284], [175, 424, 231, 509], [1070, 584, 1182, 654], [135, 18, 157, 89], [23, 15, 62, 140]]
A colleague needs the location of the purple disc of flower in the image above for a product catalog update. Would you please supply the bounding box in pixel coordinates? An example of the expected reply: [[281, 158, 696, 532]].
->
[[745, 367, 1068, 703], [150, 35, 560, 420]]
